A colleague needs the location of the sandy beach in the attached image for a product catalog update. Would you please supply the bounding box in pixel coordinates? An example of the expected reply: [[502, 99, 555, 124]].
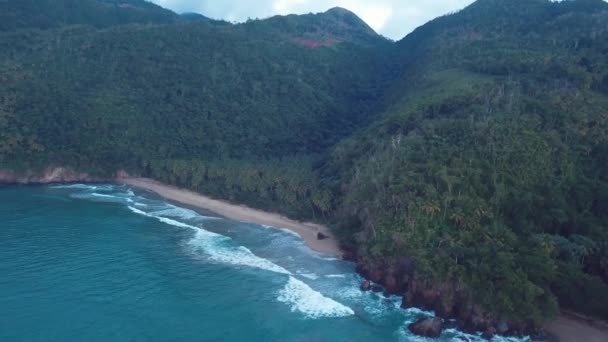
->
[[545, 312, 608, 342], [119, 177, 342, 257]]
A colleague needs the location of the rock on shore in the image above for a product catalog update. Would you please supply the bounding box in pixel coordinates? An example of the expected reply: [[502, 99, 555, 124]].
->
[[409, 317, 443, 338]]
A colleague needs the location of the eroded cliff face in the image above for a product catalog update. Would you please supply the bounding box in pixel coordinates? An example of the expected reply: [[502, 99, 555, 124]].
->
[[350, 208, 543, 339], [0, 167, 107, 184], [355, 254, 545, 339]]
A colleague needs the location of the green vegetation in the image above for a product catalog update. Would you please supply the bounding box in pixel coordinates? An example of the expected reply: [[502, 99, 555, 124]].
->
[[1, 0, 607, 327], [0, 0, 177, 30], [330, 0, 608, 323]]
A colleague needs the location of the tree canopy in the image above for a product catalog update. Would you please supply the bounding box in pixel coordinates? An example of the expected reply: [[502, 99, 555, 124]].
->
[[1, 0, 607, 326]]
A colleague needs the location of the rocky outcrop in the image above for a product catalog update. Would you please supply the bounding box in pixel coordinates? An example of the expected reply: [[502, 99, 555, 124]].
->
[[354, 252, 546, 340], [0, 167, 109, 185], [482, 327, 497, 340], [355, 256, 414, 295], [409, 317, 443, 338], [371, 284, 383, 293], [400, 279, 547, 338], [360, 280, 371, 291]]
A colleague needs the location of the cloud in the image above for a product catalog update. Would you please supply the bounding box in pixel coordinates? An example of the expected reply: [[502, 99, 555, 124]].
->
[[151, 0, 477, 40]]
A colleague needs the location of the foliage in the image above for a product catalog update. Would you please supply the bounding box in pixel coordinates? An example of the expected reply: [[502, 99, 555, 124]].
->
[[1, 0, 608, 324], [327, 0, 608, 321], [0, 0, 178, 31]]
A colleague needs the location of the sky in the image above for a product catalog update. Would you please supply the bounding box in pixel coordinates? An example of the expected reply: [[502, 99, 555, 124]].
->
[[150, 0, 478, 40]]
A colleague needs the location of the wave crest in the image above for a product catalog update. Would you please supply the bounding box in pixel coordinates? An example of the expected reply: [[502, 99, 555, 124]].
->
[[278, 276, 354, 319]]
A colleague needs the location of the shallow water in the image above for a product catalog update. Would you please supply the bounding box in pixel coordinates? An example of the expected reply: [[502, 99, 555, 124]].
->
[[0, 184, 527, 341]]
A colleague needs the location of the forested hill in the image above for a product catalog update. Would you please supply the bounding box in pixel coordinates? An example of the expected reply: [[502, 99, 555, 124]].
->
[[244, 7, 382, 46], [0, 0, 235, 30], [0, 0, 394, 216], [0, 0, 180, 30], [328, 0, 608, 333], [1, 0, 608, 337]]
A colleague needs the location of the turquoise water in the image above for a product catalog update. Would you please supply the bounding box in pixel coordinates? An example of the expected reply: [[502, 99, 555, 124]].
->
[[0, 185, 522, 341]]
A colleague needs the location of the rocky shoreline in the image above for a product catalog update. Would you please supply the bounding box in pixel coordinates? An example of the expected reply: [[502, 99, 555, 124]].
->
[[349, 251, 548, 340]]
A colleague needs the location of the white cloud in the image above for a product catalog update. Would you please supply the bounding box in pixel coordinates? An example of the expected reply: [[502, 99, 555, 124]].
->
[[334, 0, 393, 32], [150, 0, 479, 40], [273, 0, 308, 14]]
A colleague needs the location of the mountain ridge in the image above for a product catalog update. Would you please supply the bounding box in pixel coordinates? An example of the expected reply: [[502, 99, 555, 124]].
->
[[0, 0, 178, 30]]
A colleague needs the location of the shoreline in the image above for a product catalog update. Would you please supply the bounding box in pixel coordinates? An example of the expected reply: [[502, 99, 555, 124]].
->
[[119, 177, 343, 257], [545, 311, 608, 342], [5, 173, 608, 341]]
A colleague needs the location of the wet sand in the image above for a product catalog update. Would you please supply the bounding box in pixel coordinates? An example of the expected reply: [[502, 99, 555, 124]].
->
[[119, 178, 342, 257], [545, 312, 608, 342]]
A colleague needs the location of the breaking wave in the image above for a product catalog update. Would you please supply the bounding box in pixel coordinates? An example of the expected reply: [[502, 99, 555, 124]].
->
[[277, 276, 355, 319]]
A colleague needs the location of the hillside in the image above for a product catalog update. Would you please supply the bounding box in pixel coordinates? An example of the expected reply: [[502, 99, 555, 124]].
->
[[1, 0, 608, 337], [0, 2, 394, 219], [0, 0, 178, 30], [242, 7, 383, 47], [326, 0, 608, 334], [0, 0, 233, 31]]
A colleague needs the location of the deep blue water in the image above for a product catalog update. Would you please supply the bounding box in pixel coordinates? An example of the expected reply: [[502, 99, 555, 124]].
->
[[0, 184, 523, 341]]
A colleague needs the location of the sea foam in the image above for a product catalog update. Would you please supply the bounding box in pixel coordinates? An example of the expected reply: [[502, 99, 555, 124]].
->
[[51, 184, 100, 190], [129, 206, 354, 319], [128, 206, 212, 232], [277, 276, 355, 319], [260, 224, 302, 238], [150, 206, 219, 221], [75, 191, 136, 203], [280, 228, 301, 238], [149, 207, 200, 220], [188, 230, 291, 275], [91, 192, 119, 198], [129, 206, 290, 274], [298, 272, 319, 280]]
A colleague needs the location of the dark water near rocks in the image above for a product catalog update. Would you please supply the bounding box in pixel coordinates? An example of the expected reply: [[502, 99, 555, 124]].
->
[[0, 184, 525, 341]]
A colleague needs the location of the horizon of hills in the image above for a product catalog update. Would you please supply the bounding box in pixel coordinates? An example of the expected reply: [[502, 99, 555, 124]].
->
[[1, 0, 608, 338], [0, 0, 382, 39]]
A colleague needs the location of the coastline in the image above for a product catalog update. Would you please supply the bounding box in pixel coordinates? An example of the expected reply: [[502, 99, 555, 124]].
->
[[4, 172, 607, 341], [119, 177, 343, 258]]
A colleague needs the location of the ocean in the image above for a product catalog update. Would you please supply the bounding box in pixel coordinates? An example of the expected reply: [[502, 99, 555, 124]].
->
[[0, 184, 526, 341]]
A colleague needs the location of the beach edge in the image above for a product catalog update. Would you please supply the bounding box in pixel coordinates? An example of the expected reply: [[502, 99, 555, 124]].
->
[[118, 177, 343, 258]]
